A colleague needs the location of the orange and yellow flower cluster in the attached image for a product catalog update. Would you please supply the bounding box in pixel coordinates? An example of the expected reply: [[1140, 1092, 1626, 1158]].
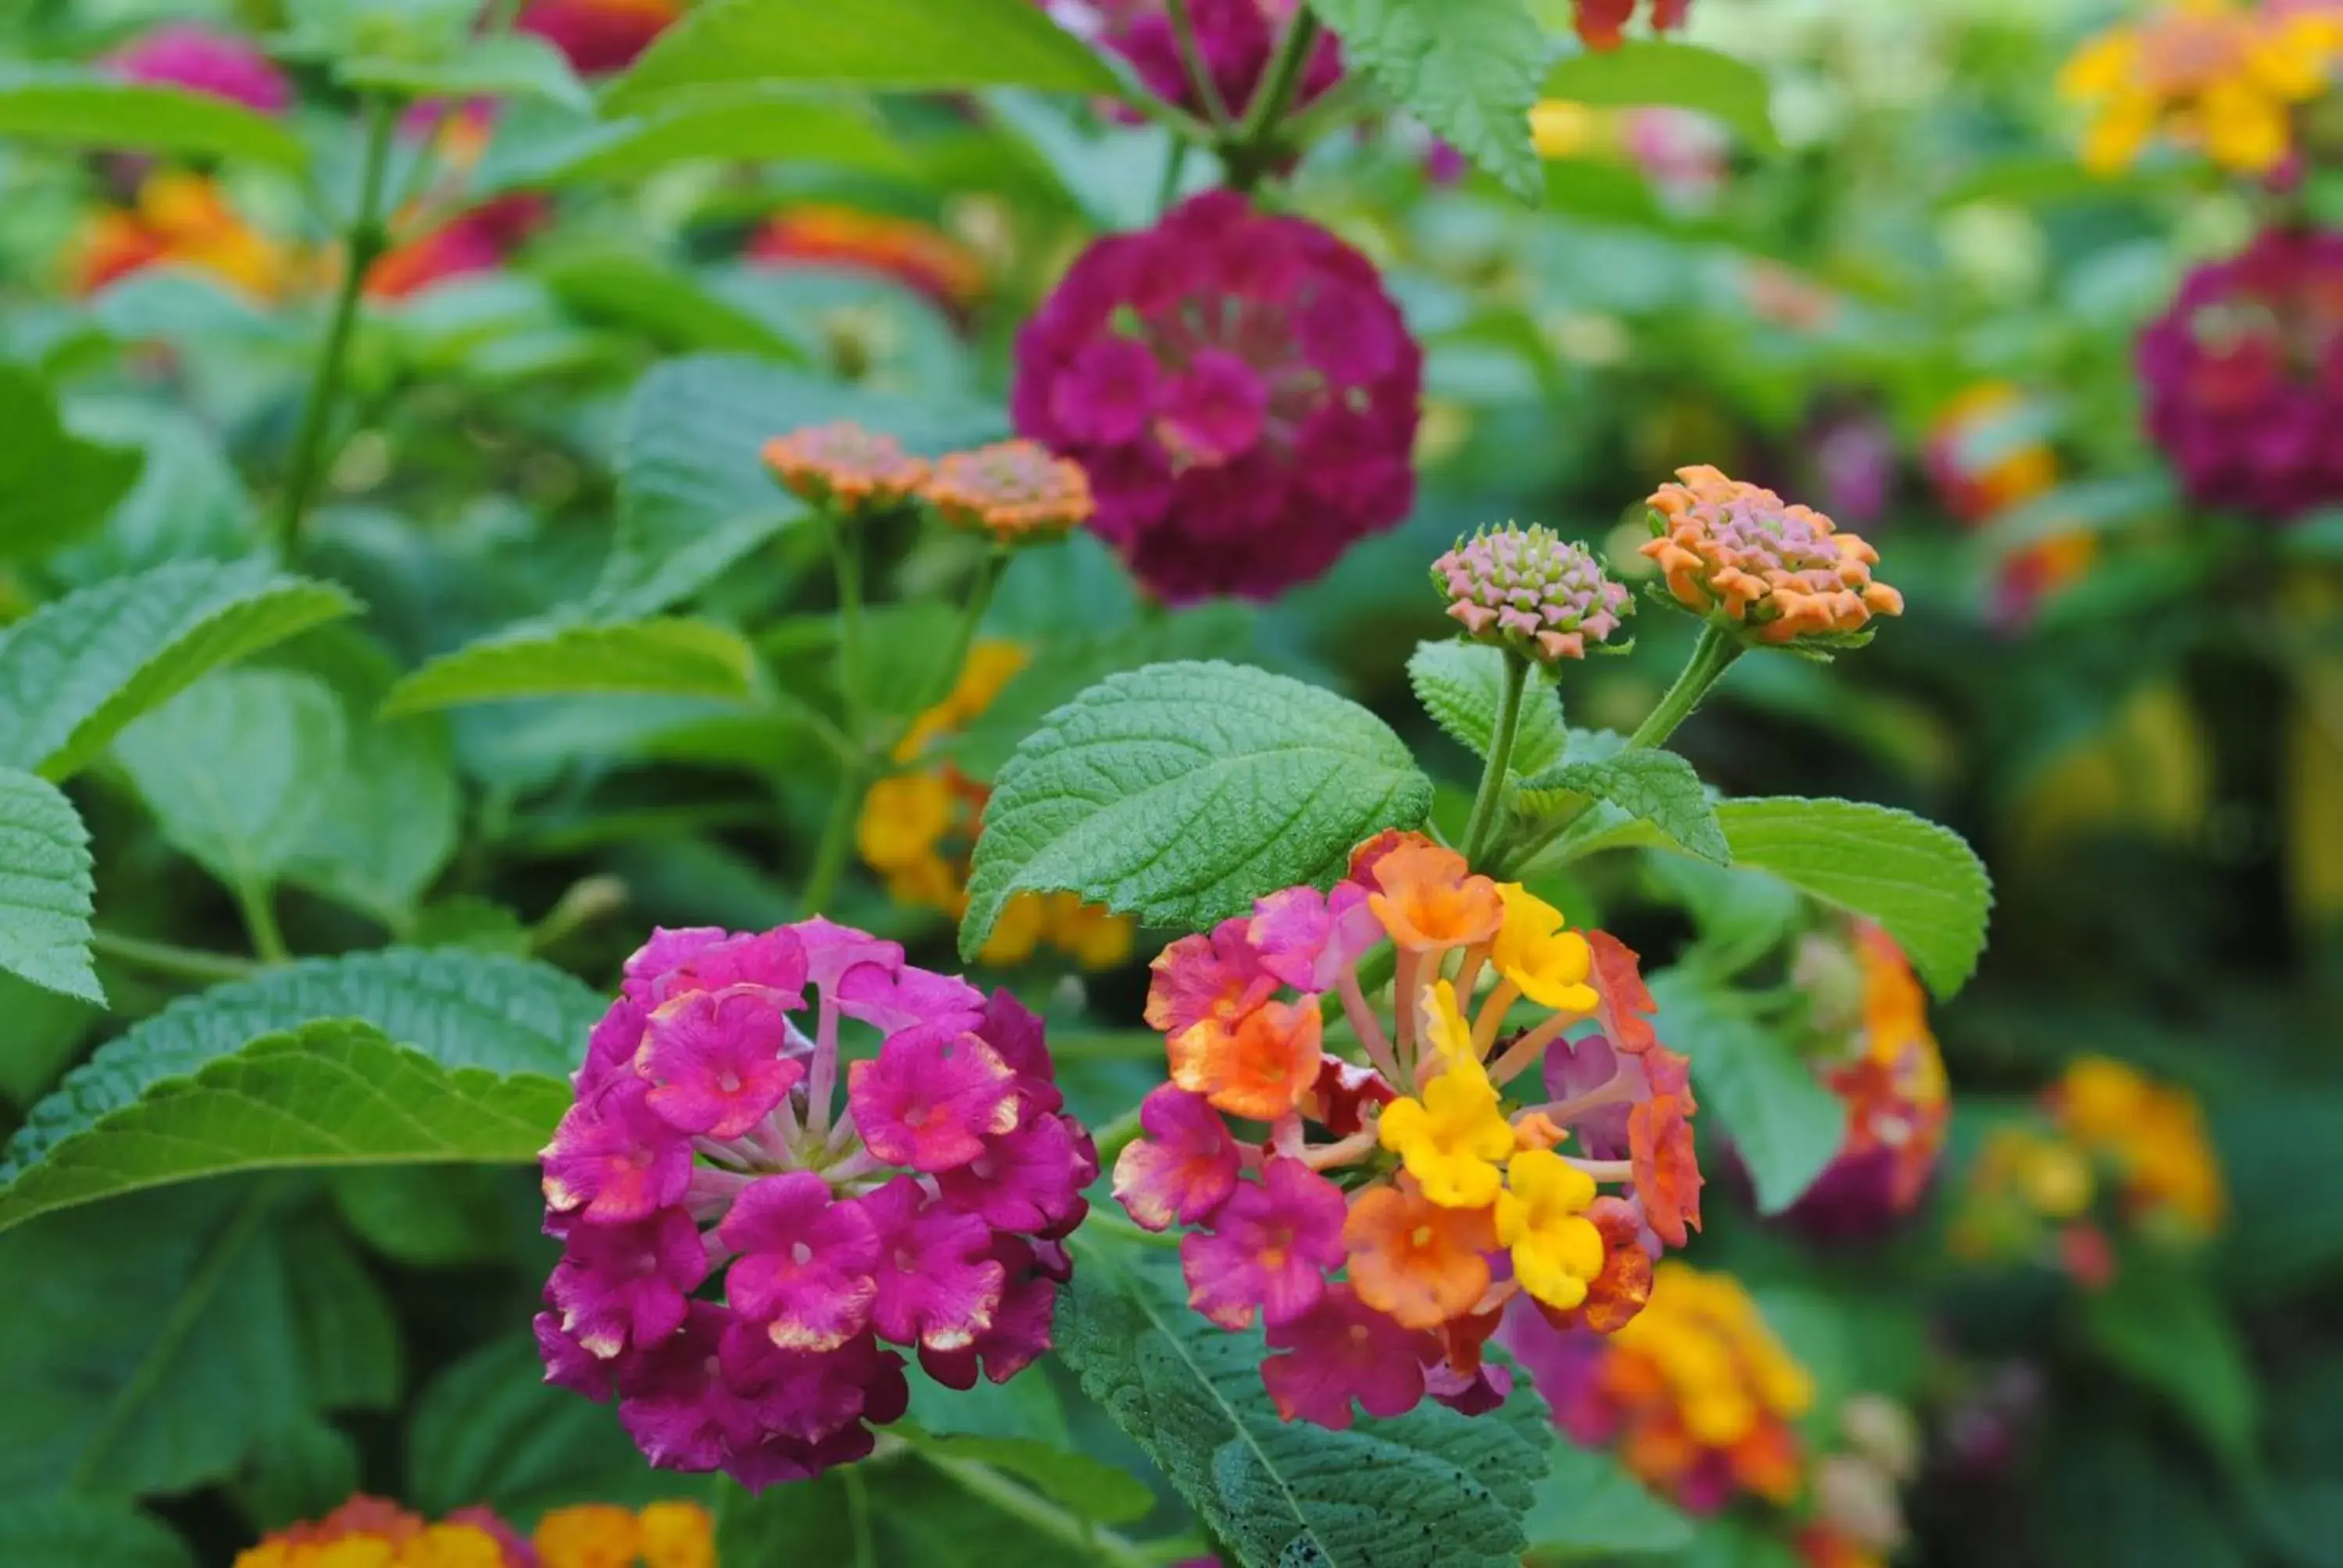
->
[[1952, 1056, 2224, 1281], [858, 641, 1132, 970], [1923, 383, 2095, 623], [1642, 466, 1903, 647], [235, 1495, 711, 1568], [747, 204, 988, 317], [1114, 832, 1702, 1428], [1507, 1262, 1810, 1513], [69, 173, 298, 300], [2058, 0, 2343, 176], [765, 424, 1092, 545]]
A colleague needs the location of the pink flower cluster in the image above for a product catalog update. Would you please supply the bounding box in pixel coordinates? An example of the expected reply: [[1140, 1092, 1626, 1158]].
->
[[537, 921, 1095, 1488], [1012, 190, 1422, 603], [1432, 524, 1633, 663], [105, 24, 291, 115], [2138, 224, 2343, 520], [1097, 0, 1343, 126]]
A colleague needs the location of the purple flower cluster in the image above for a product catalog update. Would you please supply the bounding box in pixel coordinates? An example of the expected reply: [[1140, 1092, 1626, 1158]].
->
[[1013, 189, 1422, 603], [1432, 524, 1632, 663], [537, 921, 1095, 1488], [2139, 225, 2343, 519], [1100, 0, 1343, 126], [105, 24, 291, 115]]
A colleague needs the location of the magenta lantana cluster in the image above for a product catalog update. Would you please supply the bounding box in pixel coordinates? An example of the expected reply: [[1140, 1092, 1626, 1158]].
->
[[105, 23, 291, 114], [1096, 0, 1344, 126], [537, 922, 1096, 1488], [1432, 524, 1633, 664], [2139, 225, 2343, 520], [1012, 189, 1422, 603]]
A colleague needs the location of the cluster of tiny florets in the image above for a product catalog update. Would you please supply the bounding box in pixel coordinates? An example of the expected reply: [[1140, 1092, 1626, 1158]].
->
[[1432, 524, 1633, 663], [1643, 465, 1904, 647]]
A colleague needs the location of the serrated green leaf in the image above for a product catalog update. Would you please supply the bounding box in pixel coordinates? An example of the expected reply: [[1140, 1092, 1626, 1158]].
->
[[0, 768, 103, 1007], [1307, 0, 1547, 200], [1518, 749, 1727, 864], [1521, 1439, 1696, 1562], [2080, 1255, 2258, 1468], [1057, 1242, 1552, 1568], [0, 365, 143, 562], [891, 1426, 1156, 1524], [380, 618, 761, 716], [962, 661, 1433, 960], [1539, 41, 1778, 153], [483, 89, 906, 189], [0, 946, 599, 1231], [608, 0, 1129, 109], [601, 355, 1002, 618], [338, 34, 590, 110], [113, 669, 348, 893], [1408, 640, 1568, 779], [0, 558, 358, 782], [1649, 970, 1839, 1213], [0, 66, 309, 171], [0, 1500, 194, 1568]]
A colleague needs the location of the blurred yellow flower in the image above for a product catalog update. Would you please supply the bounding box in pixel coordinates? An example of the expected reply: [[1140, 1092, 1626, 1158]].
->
[[2057, 0, 2343, 175]]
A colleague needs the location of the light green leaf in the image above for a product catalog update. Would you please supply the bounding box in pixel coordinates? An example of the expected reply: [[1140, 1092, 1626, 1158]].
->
[[0, 558, 358, 782], [536, 248, 806, 360], [2081, 1256, 2259, 1467], [1521, 1440, 1696, 1562], [1540, 41, 1778, 152], [380, 618, 761, 717], [483, 89, 906, 188], [0, 66, 309, 172], [962, 661, 1433, 960], [1649, 970, 1839, 1213], [338, 34, 590, 110], [113, 669, 348, 893], [0, 768, 103, 1007], [1057, 1242, 1552, 1568], [890, 1426, 1156, 1525], [601, 355, 1002, 618], [0, 1500, 194, 1568], [608, 0, 1129, 109], [1307, 0, 1547, 200], [1517, 749, 1728, 864], [0, 365, 143, 562], [0, 946, 600, 1231], [1408, 640, 1569, 778], [48, 399, 262, 585]]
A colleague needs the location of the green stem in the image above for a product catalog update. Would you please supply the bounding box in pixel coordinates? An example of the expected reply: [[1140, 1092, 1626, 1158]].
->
[[799, 762, 865, 916], [273, 93, 398, 561], [826, 506, 870, 738], [1091, 1103, 1146, 1168], [1154, 134, 1190, 216], [896, 549, 1007, 750], [90, 930, 264, 984], [923, 1455, 1157, 1568], [1223, 9, 1320, 190], [233, 878, 291, 964], [1460, 648, 1529, 869], [1626, 620, 1743, 751], [1165, 0, 1232, 129], [842, 1464, 877, 1568], [1084, 1210, 1186, 1251]]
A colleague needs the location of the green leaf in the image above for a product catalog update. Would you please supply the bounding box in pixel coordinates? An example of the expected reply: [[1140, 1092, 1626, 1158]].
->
[[338, 34, 591, 110], [1307, 0, 1547, 200], [408, 1337, 705, 1522], [891, 1426, 1156, 1524], [0, 1182, 349, 1499], [1057, 1242, 1552, 1568], [0, 947, 600, 1231], [0, 365, 143, 562], [719, 1456, 1103, 1566], [0, 558, 358, 782], [0, 1501, 193, 1568], [0, 975, 98, 1110], [1517, 750, 1728, 864], [380, 618, 761, 716], [1539, 41, 1779, 152], [282, 1206, 404, 1411], [1521, 1440, 1696, 1562], [536, 248, 807, 360], [2080, 1256, 2259, 1467], [0, 768, 103, 1007], [962, 661, 1433, 960], [1408, 640, 1569, 778], [608, 0, 1129, 109], [483, 89, 906, 188], [112, 670, 348, 893], [0, 66, 309, 172], [1649, 970, 1839, 1213], [330, 1165, 530, 1268], [230, 1420, 362, 1534]]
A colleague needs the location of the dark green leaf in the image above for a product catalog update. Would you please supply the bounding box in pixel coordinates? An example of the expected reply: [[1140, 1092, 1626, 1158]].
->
[[483, 90, 907, 188], [338, 34, 591, 110], [0, 1500, 193, 1568], [2079, 1256, 2258, 1467], [892, 1426, 1156, 1524], [0, 768, 103, 1007], [0, 365, 142, 562], [1521, 1440, 1696, 1562]]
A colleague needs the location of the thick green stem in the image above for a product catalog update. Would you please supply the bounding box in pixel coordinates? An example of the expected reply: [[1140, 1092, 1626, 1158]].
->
[[1165, 0, 1232, 129], [1460, 648, 1530, 869], [1222, 9, 1321, 191], [91, 930, 263, 984], [273, 94, 398, 561], [1627, 621, 1743, 751], [234, 878, 291, 964], [1091, 1102, 1145, 1168]]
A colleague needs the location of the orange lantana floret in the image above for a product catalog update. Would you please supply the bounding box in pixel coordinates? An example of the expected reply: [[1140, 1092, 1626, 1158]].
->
[[1343, 1181, 1498, 1329], [1364, 837, 1504, 950], [1168, 997, 1324, 1120], [761, 421, 929, 515], [1642, 465, 1903, 647], [924, 440, 1093, 543]]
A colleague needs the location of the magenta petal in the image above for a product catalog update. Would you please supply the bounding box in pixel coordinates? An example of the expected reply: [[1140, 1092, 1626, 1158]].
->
[[640, 985, 803, 1138], [933, 1112, 1087, 1232], [1179, 1158, 1346, 1331], [1250, 881, 1381, 992], [718, 1172, 881, 1352], [848, 1026, 1021, 1172], [861, 1176, 1006, 1351], [540, 1078, 694, 1224], [1261, 1285, 1434, 1429], [1112, 1083, 1243, 1231], [1053, 336, 1161, 444], [836, 961, 986, 1035]]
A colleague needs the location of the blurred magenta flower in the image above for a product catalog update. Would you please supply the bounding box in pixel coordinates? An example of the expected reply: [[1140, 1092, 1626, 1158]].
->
[[105, 24, 290, 115]]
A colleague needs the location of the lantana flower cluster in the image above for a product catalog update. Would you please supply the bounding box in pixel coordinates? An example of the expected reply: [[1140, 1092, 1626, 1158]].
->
[[1642, 465, 1903, 647], [1112, 831, 1703, 1428], [235, 1495, 712, 1568], [1776, 923, 1949, 1240], [1432, 523, 1633, 665], [1951, 1056, 2224, 1283], [1923, 383, 2095, 623], [106, 23, 290, 112], [2139, 225, 2343, 521], [1571, 0, 1695, 50], [858, 640, 1135, 970], [2058, 0, 2343, 176], [537, 923, 1097, 1486], [516, 0, 685, 75], [1505, 1262, 1811, 1514], [765, 423, 1093, 545], [1088, 0, 1344, 127], [748, 204, 988, 317], [1013, 189, 1422, 602]]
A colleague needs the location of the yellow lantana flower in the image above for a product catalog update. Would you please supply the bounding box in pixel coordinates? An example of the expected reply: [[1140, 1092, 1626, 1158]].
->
[[1492, 882, 1599, 1012], [1494, 1147, 1605, 1310], [1380, 998, 1515, 1209], [2058, 0, 2343, 175]]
